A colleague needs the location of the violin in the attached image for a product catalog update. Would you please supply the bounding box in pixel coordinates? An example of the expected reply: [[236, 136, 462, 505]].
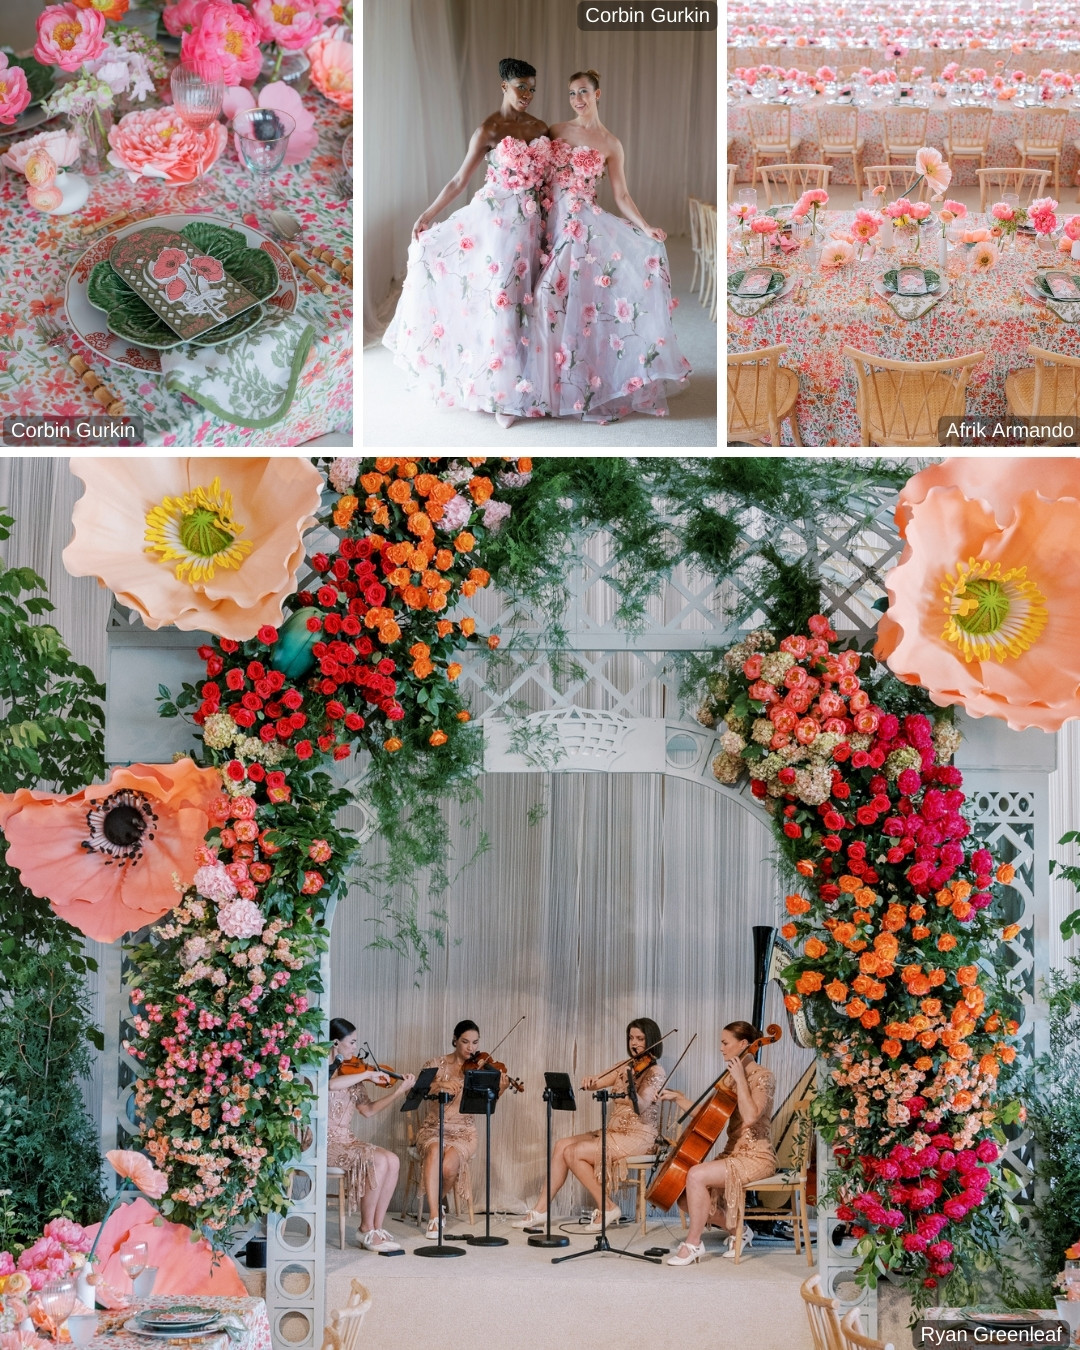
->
[[337, 1042, 404, 1082], [464, 1050, 524, 1094], [647, 1024, 782, 1212]]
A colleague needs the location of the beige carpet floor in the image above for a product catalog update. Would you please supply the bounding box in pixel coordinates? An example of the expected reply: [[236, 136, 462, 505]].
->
[[317, 1210, 815, 1350], [364, 239, 719, 449]]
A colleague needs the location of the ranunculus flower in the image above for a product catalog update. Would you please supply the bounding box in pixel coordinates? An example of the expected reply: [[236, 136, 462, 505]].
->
[[62, 458, 324, 640], [1, 128, 80, 174], [0, 53, 31, 128], [252, 0, 321, 50], [180, 0, 262, 84], [0, 760, 221, 942], [107, 106, 226, 183], [35, 3, 106, 72], [307, 33, 352, 110], [221, 81, 317, 164]]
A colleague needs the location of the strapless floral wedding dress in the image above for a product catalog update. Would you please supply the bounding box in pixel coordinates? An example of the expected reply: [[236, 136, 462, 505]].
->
[[514, 138, 691, 422], [382, 135, 551, 415]]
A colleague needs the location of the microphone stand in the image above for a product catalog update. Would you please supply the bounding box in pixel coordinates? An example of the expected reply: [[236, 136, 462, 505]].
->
[[527, 1084, 569, 1248], [552, 1089, 660, 1266], [414, 1091, 465, 1258]]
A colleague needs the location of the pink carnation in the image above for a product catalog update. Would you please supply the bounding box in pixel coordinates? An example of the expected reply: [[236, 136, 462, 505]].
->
[[0, 53, 31, 128], [162, 0, 210, 36], [251, 0, 321, 51], [217, 898, 266, 939], [107, 106, 227, 184], [35, 3, 106, 73], [180, 0, 262, 84]]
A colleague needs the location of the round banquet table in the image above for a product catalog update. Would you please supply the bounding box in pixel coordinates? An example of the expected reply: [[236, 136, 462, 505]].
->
[[727, 211, 1080, 446], [728, 89, 1080, 186], [0, 90, 352, 447]]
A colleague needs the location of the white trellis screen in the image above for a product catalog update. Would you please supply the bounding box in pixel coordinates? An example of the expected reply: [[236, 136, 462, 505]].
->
[[102, 482, 1054, 1346]]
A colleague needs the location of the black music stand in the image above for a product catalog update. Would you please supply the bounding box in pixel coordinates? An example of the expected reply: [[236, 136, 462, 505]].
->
[[527, 1073, 575, 1249], [552, 1088, 661, 1266], [402, 1069, 464, 1259], [459, 1068, 505, 1247]]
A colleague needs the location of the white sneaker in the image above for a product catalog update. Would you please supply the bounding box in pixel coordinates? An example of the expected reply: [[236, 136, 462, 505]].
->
[[581, 1206, 622, 1233], [359, 1229, 403, 1253], [509, 1208, 547, 1229], [721, 1227, 755, 1259]]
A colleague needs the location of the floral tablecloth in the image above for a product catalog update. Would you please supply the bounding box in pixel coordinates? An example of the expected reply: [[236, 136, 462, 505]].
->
[[728, 45, 1080, 74], [0, 91, 352, 446], [727, 210, 1080, 446], [728, 92, 1080, 186], [90, 1296, 272, 1350]]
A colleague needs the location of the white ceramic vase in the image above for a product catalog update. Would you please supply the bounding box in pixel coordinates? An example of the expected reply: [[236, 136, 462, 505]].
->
[[36, 171, 90, 216], [75, 1268, 96, 1310]]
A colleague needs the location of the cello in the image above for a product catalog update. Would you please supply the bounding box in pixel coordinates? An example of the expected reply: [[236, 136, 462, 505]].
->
[[646, 1024, 782, 1212]]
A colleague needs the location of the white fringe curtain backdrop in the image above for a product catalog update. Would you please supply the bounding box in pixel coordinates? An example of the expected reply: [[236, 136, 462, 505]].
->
[[362, 0, 718, 343]]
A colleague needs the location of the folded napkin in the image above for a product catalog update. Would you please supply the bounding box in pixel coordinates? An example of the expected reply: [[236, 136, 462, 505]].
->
[[728, 274, 798, 317], [873, 277, 949, 321], [161, 316, 316, 429], [1021, 281, 1080, 324]]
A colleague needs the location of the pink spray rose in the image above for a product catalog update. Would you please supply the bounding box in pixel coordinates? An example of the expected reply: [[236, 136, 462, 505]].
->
[[35, 3, 106, 73], [180, 1, 262, 85], [251, 0, 321, 51], [107, 106, 227, 184], [0, 54, 31, 128]]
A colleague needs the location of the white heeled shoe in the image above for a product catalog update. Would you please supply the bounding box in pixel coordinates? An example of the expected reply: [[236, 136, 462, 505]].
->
[[359, 1228, 403, 1253], [666, 1240, 706, 1265], [510, 1208, 547, 1229], [494, 412, 517, 429], [721, 1226, 755, 1259], [424, 1218, 441, 1240], [581, 1206, 623, 1233]]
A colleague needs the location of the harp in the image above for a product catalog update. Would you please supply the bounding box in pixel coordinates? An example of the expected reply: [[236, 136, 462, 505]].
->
[[753, 924, 814, 1050]]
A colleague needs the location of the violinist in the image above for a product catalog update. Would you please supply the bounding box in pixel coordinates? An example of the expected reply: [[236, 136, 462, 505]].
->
[[512, 1018, 666, 1234], [328, 1017, 416, 1254], [416, 1020, 510, 1240], [659, 1021, 776, 1265]]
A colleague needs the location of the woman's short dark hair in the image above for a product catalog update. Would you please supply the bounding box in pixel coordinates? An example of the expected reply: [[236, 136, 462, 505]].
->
[[500, 58, 536, 81], [724, 1020, 761, 1047], [627, 1017, 663, 1061], [453, 1019, 480, 1043]]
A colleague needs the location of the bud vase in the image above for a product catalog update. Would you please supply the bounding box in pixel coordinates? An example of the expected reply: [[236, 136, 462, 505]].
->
[[937, 234, 948, 268], [76, 1269, 96, 1310], [68, 108, 113, 177], [256, 49, 310, 94]]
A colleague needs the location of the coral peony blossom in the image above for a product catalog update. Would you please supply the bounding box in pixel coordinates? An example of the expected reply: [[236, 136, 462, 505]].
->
[[62, 458, 323, 639], [251, 0, 321, 51], [0, 760, 221, 942], [35, 3, 106, 73], [107, 106, 226, 184], [877, 477, 1080, 730], [221, 81, 316, 164], [1, 128, 80, 175], [306, 34, 352, 110], [180, 0, 262, 85], [0, 53, 31, 128]]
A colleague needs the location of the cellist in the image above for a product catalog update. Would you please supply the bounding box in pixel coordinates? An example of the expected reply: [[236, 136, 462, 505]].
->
[[659, 1021, 776, 1265]]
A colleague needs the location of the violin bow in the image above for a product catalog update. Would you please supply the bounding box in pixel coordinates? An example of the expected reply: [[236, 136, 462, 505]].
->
[[487, 1013, 526, 1058], [657, 1031, 698, 1097], [596, 1027, 677, 1081]]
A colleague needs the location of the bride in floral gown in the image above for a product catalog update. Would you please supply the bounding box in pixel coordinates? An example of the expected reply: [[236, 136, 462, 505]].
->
[[382, 58, 551, 428], [515, 69, 691, 423]]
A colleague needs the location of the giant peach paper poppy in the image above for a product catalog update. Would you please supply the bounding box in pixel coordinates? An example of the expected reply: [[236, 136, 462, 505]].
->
[[83, 1198, 245, 1308], [0, 760, 221, 942], [876, 485, 1080, 731], [62, 458, 323, 641]]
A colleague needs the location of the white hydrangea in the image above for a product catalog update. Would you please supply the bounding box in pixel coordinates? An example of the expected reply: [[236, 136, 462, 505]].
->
[[328, 457, 360, 493], [720, 730, 746, 755], [203, 713, 236, 750]]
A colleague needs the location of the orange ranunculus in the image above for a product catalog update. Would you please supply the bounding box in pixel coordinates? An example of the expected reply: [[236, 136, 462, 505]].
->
[[937, 934, 958, 951], [860, 1009, 881, 1028], [911, 926, 931, 940], [873, 932, 899, 959], [781, 923, 797, 939], [460, 617, 476, 637], [429, 729, 448, 746], [796, 860, 815, 877], [804, 937, 829, 959], [825, 980, 849, 1002], [997, 863, 1016, 884], [796, 971, 824, 994], [469, 476, 494, 505], [786, 893, 812, 915], [454, 531, 476, 552], [74, 0, 131, 24], [63, 459, 322, 641], [838, 875, 861, 893], [951, 899, 973, 921], [877, 469, 1080, 731], [882, 1039, 902, 1059], [845, 998, 868, 1019], [784, 994, 802, 1013], [360, 472, 385, 494], [956, 965, 979, 986], [0, 760, 220, 943]]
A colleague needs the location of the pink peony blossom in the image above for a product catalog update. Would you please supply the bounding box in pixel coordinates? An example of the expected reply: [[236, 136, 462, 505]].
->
[[163, 0, 210, 36], [221, 82, 317, 164], [42, 1219, 91, 1252], [1, 128, 80, 175], [180, 1, 262, 85], [251, 0, 321, 51], [35, 3, 106, 73], [107, 106, 227, 184], [307, 34, 352, 111], [0, 54, 31, 128], [990, 201, 1014, 221]]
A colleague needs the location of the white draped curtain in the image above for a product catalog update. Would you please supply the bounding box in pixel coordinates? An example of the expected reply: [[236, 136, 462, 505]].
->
[[362, 0, 718, 342]]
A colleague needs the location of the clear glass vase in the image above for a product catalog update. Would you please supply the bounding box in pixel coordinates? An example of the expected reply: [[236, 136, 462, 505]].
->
[[69, 108, 113, 177], [257, 48, 311, 95]]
